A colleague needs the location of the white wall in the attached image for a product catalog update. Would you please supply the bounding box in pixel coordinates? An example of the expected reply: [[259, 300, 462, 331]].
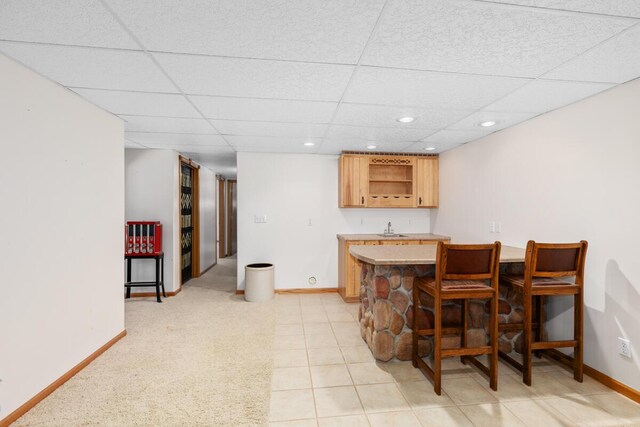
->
[[432, 78, 640, 390], [125, 150, 217, 288], [237, 153, 432, 290], [199, 166, 216, 271], [0, 54, 125, 419], [125, 149, 180, 292]]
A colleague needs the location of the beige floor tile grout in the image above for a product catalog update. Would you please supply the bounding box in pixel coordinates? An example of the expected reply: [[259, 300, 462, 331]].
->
[[272, 295, 637, 426], [301, 299, 320, 421]]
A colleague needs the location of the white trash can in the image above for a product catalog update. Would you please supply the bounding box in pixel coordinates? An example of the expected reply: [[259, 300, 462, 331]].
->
[[245, 263, 275, 302]]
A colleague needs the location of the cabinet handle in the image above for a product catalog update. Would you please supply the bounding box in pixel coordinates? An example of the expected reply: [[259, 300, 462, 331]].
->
[[361, 196, 365, 204], [419, 196, 422, 205]]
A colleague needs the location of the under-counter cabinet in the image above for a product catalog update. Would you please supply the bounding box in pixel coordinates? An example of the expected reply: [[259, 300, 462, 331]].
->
[[338, 153, 438, 208], [337, 234, 450, 302]]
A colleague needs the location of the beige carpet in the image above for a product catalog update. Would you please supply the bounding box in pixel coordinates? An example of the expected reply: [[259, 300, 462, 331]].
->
[[15, 256, 276, 426]]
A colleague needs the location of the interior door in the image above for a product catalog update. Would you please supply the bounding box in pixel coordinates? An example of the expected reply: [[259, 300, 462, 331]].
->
[[218, 178, 227, 258], [227, 179, 237, 256]]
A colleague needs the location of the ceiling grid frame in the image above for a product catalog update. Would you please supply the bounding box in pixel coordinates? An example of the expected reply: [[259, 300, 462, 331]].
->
[[96, 0, 237, 153], [0, 0, 639, 167]]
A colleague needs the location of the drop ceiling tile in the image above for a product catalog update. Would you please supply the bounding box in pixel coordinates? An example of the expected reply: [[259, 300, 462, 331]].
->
[[421, 129, 493, 145], [164, 145, 235, 154], [120, 115, 217, 134], [315, 146, 346, 155], [485, 0, 640, 18], [403, 141, 463, 154], [333, 103, 471, 129], [200, 162, 237, 177], [543, 24, 640, 83], [106, 0, 384, 63], [362, 0, 635, 77], [154, 53, 353, 101], [72, 89, 200, 118], [326, 125, 433, 142], [0, 42, 176, 93], [485, 79, 614, 113], [193, 151, 237, 166], [344, 66, 530, 109], [125, 132, 228, 146], [211, 121, 327, 138], [235, 145, 320, 154], [225, 135, 322, 148], [125, 139, 146, 149], [0, 0, 138, 48], [317, 139, 412, 154], [190, 96, 337, 123], [447, 111, 539, 132]]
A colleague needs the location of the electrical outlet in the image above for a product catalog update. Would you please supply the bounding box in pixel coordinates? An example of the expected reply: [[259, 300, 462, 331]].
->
[[619, 337, 631, 358], [496, 222, 502, 233]]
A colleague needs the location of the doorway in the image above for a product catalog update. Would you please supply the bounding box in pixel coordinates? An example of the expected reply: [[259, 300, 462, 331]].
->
[[180, 156, 200, 285], [217, 177, 237, 259]]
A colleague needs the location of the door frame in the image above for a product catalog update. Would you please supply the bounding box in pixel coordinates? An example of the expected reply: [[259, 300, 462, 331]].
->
[[179, 155, 200, 287], [226, 179, 237, 256], [218, 176, 227, 258]]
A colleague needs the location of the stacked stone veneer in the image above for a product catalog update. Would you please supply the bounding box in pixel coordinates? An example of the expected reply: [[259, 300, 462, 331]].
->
[[358, 262, 541, 361]]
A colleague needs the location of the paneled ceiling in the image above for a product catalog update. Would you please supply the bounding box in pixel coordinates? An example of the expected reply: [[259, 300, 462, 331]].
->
[[2, 0, 640, 174]]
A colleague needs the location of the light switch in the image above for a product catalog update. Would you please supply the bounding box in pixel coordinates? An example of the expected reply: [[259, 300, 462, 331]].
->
[[254, 215, 267, 223]]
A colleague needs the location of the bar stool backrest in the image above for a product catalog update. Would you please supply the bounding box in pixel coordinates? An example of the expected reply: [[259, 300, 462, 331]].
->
[[436, 241, 501, 282], [525, 240, 588, 284]]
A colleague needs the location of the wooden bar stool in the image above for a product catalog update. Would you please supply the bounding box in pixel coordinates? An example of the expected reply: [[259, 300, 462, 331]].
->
[[500, 240, 588, 386], [412, 241, 501, 395]]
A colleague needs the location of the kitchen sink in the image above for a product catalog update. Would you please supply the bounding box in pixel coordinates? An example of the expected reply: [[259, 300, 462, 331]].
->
[[377, 234, 408, 238]]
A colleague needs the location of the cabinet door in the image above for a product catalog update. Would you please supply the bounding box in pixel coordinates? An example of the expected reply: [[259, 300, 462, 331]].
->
[[401, 240, 422, 245], [340, 156, 368, 207], [379, 240, 404, 245], [416, 158, 439, 208]]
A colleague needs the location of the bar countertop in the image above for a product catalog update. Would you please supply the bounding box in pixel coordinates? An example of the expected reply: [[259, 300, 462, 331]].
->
[[337, 233, 451, 241], [349, 244, 525, 265]]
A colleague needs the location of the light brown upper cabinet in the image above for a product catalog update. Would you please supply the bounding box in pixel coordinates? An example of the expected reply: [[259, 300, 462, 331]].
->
[[339, 153, 438, 208], [339, 154, 368, 207], [416, 157, 439, 208]]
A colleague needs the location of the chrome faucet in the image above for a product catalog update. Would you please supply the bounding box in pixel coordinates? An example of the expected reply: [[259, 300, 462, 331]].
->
[[385, 222, 393, 235]]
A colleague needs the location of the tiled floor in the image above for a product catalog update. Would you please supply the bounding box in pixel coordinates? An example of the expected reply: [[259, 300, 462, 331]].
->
[[269, 293, 640, 426]]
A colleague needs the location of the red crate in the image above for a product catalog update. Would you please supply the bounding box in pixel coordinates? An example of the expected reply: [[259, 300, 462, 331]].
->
[[125, 221, 162, 256]]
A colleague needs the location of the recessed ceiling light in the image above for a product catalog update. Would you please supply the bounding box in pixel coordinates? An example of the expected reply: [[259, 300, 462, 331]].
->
[[366, 144, 377, 150], [303, 142, 315, 146], [479, 120, 496, 127], [425, 146, 436, 151], [396, 116, 415, 123]]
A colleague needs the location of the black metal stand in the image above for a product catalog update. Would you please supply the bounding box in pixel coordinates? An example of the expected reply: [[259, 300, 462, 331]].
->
[[125, 252, 165, 303]]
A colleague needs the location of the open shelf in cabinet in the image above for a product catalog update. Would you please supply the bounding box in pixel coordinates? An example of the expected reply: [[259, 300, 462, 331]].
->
[[368, 161, 414, 199]]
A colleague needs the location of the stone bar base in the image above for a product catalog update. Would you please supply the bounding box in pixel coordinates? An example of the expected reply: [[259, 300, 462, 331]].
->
[[358, 262, 539, 361]]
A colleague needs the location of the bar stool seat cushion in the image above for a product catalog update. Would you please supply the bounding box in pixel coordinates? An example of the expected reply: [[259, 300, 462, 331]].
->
[[419, 277, 492, 292], [501, 275, 576, 288]]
